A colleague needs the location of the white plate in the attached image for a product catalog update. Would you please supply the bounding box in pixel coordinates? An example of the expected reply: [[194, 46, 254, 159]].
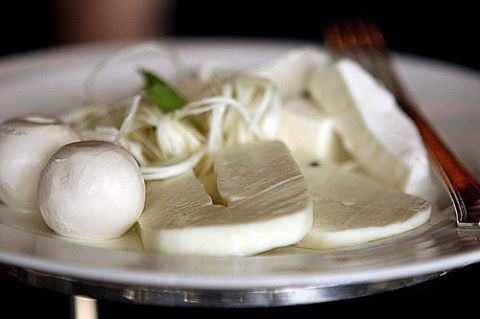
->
[[1, 40, 480, 306]]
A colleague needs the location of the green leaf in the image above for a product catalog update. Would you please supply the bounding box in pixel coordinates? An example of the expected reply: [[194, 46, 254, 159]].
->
[[139, 68, 187, 113]]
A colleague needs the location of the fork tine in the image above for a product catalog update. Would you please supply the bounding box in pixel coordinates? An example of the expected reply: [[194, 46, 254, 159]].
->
[[340, 20, 357, 49], [353, 20, 391, 84], [325, 22, 359, 62], [351, 19, 371, 47], [359, 20, 405, 95], [326, 20, 376, 77], [326, 19, 400, 94], [365, 21, 407, 96], [323, 24, 343, 53], [363, 20, 386, 49], [350, 19, 381, 75]]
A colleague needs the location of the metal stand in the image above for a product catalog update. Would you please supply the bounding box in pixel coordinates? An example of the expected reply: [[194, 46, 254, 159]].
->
[[1, 262, 447, 307], [72, 295, 97, 319]]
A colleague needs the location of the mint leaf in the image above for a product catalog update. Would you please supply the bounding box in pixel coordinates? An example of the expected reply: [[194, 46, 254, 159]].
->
[[139, 69, 187, 113]]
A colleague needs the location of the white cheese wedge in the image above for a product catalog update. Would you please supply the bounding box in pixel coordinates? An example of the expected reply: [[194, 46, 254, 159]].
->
[[0, 115, 79, 211], [257, 48, 328, 98], [308, 59, 430, 198], [277, 96, 350, 162], [138, 141, 313, 256], [294, 155, 431, 249]]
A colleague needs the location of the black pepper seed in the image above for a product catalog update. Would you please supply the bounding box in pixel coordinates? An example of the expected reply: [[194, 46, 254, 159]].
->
[[310, 160, 321, 167], [301, 90, 311, 99]]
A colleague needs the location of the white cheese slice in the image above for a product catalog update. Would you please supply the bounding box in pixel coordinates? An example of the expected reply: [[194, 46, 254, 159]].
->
[[257, 48, 328, 98], [294, 155, 431, 249], [277, 96, 351, 162], [138, 141, 313, 256], [308, 59, 430, 198]]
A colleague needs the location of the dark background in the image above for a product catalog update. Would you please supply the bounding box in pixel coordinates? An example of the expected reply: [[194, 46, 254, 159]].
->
[[0, 1, 479, 70], [1, 0, 479, 317]]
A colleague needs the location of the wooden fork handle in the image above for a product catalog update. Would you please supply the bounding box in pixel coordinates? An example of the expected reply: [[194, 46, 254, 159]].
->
[[397, 94, 480, 227]]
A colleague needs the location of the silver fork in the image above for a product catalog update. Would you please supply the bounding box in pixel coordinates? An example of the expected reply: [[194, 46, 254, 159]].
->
[[323, 20, 480, 228]]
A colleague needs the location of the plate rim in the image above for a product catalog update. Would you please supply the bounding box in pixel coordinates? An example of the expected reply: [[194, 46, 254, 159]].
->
[[1, 39, 480, 291]]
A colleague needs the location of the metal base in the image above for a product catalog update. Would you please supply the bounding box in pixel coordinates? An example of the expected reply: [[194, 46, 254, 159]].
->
[[1, 263, 446, 307]]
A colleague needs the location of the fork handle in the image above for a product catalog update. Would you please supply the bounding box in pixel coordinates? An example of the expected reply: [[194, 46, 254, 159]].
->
[[396, 93, 480, 227]]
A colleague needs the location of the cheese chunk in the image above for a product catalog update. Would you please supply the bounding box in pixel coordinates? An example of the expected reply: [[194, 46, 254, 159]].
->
[[258, 48, 328, 98], [138, 142, 313, 256], [277, 96, 350, 162], [294, 156, 431, 249], [0, 116, 79, 210], [309, 59, 430, 197]]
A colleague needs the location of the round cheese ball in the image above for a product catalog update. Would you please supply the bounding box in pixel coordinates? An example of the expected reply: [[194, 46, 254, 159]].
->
[[0, 115, 80, 210], [38, 141, 146, 239]]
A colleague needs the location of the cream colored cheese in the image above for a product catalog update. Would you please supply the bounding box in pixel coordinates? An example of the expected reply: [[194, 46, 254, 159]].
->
[[276, 96, 350, 162], [38, 141, 145, 240], [309, 59, 431, 198], [138, 141, 313, 256], [0, 115, 79, 210], [294, 155, 431, 249]]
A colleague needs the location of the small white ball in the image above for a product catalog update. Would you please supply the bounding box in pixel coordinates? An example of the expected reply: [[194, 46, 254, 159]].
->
[[38, 141, 146, 239], [0, 115, 79, 210]]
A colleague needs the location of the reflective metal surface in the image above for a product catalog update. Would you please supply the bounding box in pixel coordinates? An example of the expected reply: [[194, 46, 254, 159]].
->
[[1, 263, 447, 307]]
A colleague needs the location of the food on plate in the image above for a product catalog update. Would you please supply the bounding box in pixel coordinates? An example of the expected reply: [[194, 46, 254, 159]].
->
[[0, 115, 79, 211], [0, 43, 434, 255], [277, 96, 350, 162], [38, 141, 145, 239], [293, 155, 431, 249], [308, 59, 431, 198], [258, 48, 327, 98], [139, 142, 313, 256]]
